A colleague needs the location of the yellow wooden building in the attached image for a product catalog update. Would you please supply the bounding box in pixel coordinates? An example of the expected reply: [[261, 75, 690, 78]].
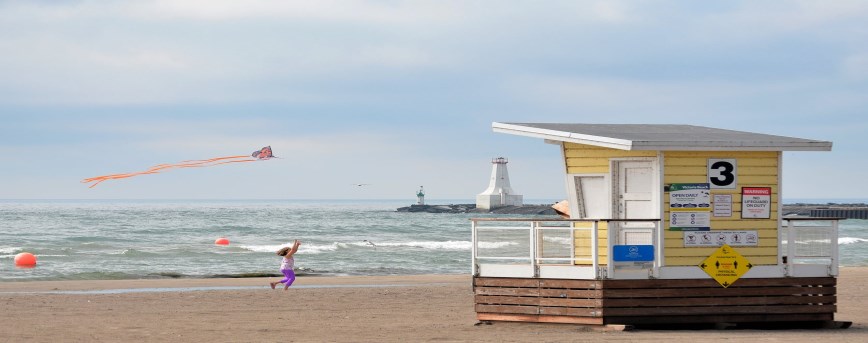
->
[[471, 123, 840, 326]]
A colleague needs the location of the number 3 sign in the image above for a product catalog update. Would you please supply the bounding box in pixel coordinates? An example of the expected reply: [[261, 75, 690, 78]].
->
[[708, 159, 737, 189]]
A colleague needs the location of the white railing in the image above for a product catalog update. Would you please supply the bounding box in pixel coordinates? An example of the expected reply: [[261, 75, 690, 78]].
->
[[471, 217, 842, 280], [471, 218, 661, 279], [781, 217, 841, 276]]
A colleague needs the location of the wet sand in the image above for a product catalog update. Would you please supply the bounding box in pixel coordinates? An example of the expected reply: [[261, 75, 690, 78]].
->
[[1, 269, 866, 342]]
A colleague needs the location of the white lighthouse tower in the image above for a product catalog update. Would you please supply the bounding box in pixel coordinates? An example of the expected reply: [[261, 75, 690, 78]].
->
[[476, 157, 523, 210], [416, 186, 425, 205]]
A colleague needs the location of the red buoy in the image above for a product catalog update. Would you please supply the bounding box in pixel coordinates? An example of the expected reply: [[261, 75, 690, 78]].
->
[[14, 252, 37, 267], [215, 237, 230, 246]]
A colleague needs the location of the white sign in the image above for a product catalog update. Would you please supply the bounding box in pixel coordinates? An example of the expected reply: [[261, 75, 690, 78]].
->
[[708, 159, 737, 189], [670, 211, 711, 231], [669, 183, 711, 209], [684, 231, 758, 247], [668, 183, 711, 231], [713, 194, 732, 217], [741, 187, 771, 219]]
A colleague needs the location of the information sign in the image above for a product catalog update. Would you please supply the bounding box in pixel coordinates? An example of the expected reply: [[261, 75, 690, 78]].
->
[[684, 231, 758, 247], [612, 245, 655, 262], [669, 183, 711, 231], [713, 194, 732, 217]]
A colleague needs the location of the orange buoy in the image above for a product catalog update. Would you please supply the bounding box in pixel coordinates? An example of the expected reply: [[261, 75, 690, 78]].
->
[[14, 252, 37, 267], [215, 237, 230, 246]]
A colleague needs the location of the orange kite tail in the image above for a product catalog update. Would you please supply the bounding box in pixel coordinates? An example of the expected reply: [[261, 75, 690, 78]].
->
[[82, 155, 257, 188]]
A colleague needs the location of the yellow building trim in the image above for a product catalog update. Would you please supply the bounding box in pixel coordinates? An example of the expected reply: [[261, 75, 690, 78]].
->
[[566, 166, 610, 174], [665, 157, 779, 167], [663, 175, 779, 184], [566, 157, 611, 166], [664, 151, 779, 158], [663, 166, 779, 176], [565, 148, 657, 158], [572, 221, 609, 264]]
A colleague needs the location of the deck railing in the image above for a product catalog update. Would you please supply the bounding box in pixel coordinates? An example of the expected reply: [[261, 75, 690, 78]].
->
[[781, 217, 841, 276], [471, 218, 662, 279], [471, 217, 841, 279]]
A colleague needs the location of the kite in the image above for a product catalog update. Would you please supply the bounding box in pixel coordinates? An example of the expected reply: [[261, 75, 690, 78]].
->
[[82, 146, 275, 188]]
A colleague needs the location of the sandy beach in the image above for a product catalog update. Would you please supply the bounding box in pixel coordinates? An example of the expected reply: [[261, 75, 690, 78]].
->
[[1, 269, 867, 342]]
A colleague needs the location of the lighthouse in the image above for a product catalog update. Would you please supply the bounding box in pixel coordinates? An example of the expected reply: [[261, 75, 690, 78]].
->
[[476, 157, 523, 210], [416, 186, 425, 205]]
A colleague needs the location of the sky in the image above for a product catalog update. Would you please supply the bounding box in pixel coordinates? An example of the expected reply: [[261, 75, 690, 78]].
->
[[1, 1, 866, 201]]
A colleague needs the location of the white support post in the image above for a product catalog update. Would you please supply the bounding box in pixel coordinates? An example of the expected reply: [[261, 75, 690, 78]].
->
[[570, 223, 576, 269], [530, 221, 538, 277], [778, 219, 785, 271], [471, 220, 478, 276], [786, 220, 795, 276], [591, 221, 599, 279], [831, 220, 839, 276], [653, 221, 661, 278], [606, 222, 615, 279]]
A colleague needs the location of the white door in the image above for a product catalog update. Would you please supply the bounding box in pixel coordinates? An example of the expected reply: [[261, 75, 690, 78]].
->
[[613, 160, 655, 244]]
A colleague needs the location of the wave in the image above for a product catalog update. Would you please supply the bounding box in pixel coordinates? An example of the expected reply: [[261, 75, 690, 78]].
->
[[118, 248, 160, 257], [0, 248, 67, 259], [840, 237, 868, 245], [0, 247, 22, 255], [543, 236, 572, 245], [238, 243, 340, 254], [373, 241, 469, 250], [238, 240, 517, 254], [56, 271, 144, 281]]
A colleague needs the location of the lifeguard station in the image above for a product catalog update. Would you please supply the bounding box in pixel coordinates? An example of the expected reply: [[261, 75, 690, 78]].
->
[[471, 123, 841, 326]]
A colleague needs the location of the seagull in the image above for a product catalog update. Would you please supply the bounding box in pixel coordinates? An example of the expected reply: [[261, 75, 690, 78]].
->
[[363, 240, 377, 247]]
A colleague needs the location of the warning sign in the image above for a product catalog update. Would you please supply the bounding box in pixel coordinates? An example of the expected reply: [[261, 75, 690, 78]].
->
[[698, 244, 753, 288], [741, 187, 771, 219]]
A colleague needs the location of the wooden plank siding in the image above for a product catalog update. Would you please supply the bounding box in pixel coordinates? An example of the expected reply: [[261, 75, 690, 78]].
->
[[572, 222, 609, 262], [663, 150, 780, 266], [474, 277, 836, 325]]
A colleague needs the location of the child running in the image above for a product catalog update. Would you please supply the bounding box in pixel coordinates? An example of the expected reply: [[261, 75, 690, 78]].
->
[[270, 239, 301, 290]]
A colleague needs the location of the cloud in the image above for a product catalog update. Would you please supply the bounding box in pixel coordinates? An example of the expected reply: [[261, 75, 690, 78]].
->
[[501, 74, 817, 116], [684, 1, 868, 43], [0, 0, 462, 25], [842, 52, 868, 80]]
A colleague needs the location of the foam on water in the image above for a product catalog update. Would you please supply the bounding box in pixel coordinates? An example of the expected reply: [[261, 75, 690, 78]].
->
[[840, 237, 868, 245], [0, 247, 22, 255]]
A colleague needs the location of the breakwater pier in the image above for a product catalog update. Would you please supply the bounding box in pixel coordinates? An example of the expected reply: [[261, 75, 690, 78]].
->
[[783, 203, 868, 219]]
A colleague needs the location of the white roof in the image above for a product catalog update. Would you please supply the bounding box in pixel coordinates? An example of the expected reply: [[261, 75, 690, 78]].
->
[[492, 122, 832, 151]]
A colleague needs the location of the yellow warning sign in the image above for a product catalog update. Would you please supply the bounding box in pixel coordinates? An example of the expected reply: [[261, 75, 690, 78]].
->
[[698, 244, 753, 288]]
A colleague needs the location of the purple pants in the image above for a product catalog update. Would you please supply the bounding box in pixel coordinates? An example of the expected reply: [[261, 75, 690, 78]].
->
[[279, 269, 296, 286]]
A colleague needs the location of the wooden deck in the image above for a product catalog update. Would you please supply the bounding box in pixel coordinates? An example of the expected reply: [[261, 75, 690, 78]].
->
[[474, 276, 837, 325]]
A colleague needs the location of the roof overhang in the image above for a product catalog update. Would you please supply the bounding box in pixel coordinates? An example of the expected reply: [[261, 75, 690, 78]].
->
[[493, 122, 833, 152]]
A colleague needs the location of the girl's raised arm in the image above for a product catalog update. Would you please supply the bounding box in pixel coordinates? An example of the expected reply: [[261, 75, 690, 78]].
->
[[288, 239, 301, 256]]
